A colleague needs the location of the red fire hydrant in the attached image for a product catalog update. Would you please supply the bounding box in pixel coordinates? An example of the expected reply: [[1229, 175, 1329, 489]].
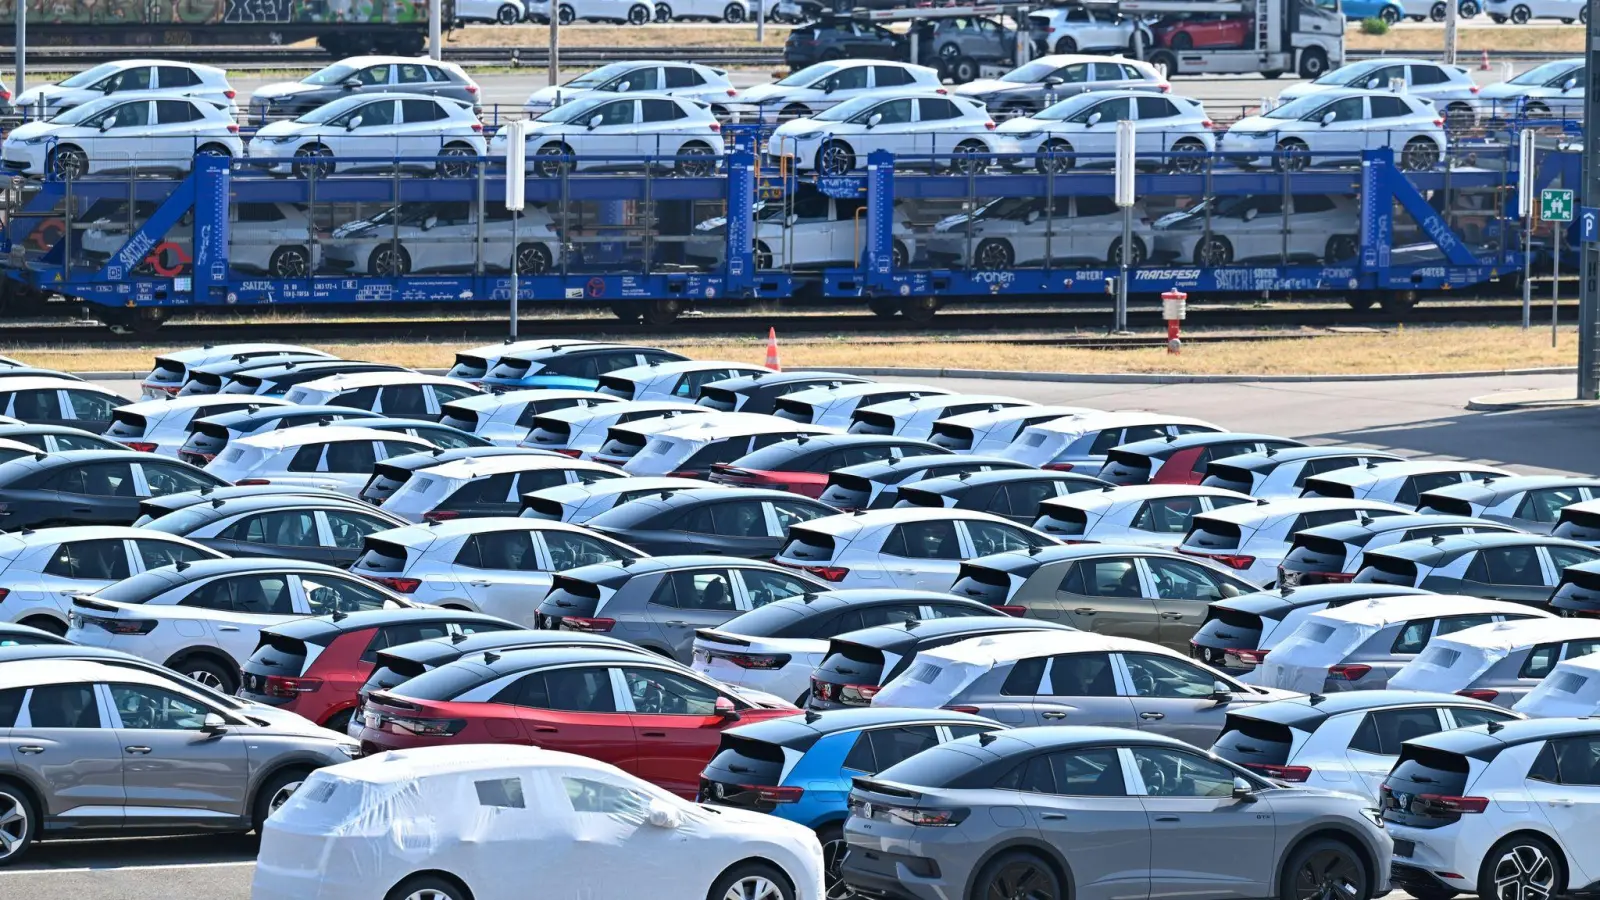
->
[[1162, 289, 1187, 354]]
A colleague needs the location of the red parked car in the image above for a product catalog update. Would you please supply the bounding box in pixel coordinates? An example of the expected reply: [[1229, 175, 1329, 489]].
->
[[1154, 15, 1254, 49], [357, 646, 800, 798], [238, 608, 520, 732], [708, 434, 949, 498], [1098, 433, 1305, 486]]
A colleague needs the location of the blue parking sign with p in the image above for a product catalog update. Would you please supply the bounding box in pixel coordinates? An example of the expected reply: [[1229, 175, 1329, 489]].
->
[[1582, 207, 1600, 244]]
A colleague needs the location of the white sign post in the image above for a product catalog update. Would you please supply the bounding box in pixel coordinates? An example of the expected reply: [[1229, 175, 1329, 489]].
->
[[1518, 129, 1536, 329], [1114, 119, 1136, 333], [506, 120, 529, 339]]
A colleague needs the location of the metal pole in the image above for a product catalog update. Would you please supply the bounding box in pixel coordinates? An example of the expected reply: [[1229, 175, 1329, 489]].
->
[[1442, 0, 1457, 67], [1524, 219, 1533, 328], [14, 0, 24, 101], [756, 0, 764, 43], [549, 10, 561, 87], [1518, 128, 1534, 330], [1113, 118, 1134, 334], [506, 119, 528, 339], [1118, 207, 1131, 332], [1579, 1, 1600, 399], [429, 0, 441, 61], [1553, 221, 1561, 348], [510, 208, 520, 339]]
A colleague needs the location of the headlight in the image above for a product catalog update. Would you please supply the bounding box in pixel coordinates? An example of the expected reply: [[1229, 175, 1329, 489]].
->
[[337, 742, 361, 758], [16, 136, 49, 145], [1359, 807, 1384, 828], [264, 135, 298, 144], [791, 131, 822, 141]]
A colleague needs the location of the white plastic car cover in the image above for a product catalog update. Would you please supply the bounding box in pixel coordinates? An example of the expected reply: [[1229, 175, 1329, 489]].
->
[[1514, 653, 1600, 718], [1255, 618, 1379, 693], [872, 631, 1123, 709], [253, 744, 826, 900], [1390, 618, 1600, 694]]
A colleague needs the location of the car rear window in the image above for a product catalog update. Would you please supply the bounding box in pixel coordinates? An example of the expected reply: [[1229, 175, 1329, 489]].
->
[[1211, 714, 1295, 769], [697, 387, 741, 413], [388, 663, 489, 701], [1034, 503, 1087, 537], [1202, 463, 1255, 494], [537, 575, 605, 618], [92, 570, 182, 604], [1185, 519, 1242, 551], [714, 600, 812, 638], [354, 539, 409, 574], [780, 528, 836, 562], [949, 563, 1012, 606], [873, 742, 989, 788], [1357, 554, 1418, 585], [703, 734, 787, 787]]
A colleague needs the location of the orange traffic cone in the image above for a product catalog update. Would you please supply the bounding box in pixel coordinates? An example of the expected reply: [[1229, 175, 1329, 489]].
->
[[765, 327, 781, 372], [1480, 49, 1490, 71]]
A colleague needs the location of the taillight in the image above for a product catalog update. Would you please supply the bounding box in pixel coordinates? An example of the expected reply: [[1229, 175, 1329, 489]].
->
[[472, 123, 484, 132], [726, 88, 738, 97], [236, 478, 272, 486], [754, 785, 804, 803], [1043, 462, 1075, 471], [82, 615, 157, 635], [1469, 85, 1480, 93], [942, 705, 981, 714], [1159, 82, 1171, 93], [1432, 118, 1444, 127], [224, 89, 237, 99], [888, 806, 966, 826], [0, 90, 10, 101], [709, 122, 721, 132], [984, 120, 996, 130], [1320, 573, 1356, 583], [123, 441, 158, 453], [466, 84, 480, 94], [367, 576, 421, 594], [0, 589, 10, 603], [935, 88, 948, 94], [1328, 664, 1371, 681], [1457, 689, 1500, 702], [994, 605, 1027, 617], [801, 565, 849, 582], [388, 715, 467, 736], [424, 510, 461, 522], [839, 683, 880, 703], [561, 616, 616, 633], [1230, 648, 1270, 665], [1180, 549, 1256, 570], [712, 652, 792, 670], [226, 124, 240, 133], [1419, 794, 1489, 814], [1201, 119, 1214, 128], [1244, 763, 1311, 782], [263, 675, 323, 697]]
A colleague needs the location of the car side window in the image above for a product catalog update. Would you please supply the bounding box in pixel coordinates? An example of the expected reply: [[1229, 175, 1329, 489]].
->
[[26, 683, 100, 728], [997, 481, 1058, 520], [76, 462, 138, 497], [1368, 95, 1411, 119], [737, 568, 814, 609], [622, 666, 718, 715], [1130, 747, 1236, 798], [540, 667, 619, 712], [711, 501, 768, 538], [1144, 557, 1228, 603], [323, 440, 377, 474], [1093, 62, 1128, 82], [882, 520, 962, 560], [302, 575, 392, 615], [1522, 643, 1563, 679], [323, 510, 394, 550], [1133, 497, 1204, 534], [966, 520, 1043, 556], [1069, 558, 1142, 598], [397, 63, 430, 84], [156, 65, 199, 88], [1349, 707, 1442, 755], [109, 683, 211, 730], [156, 99, 198, 124], [663, 66, 705, 88], [400, 99, 444, 123], [1436, 614, 1497, 637], [1549, 545, 1600, 573], [640, 99, 681, 123], [228, 510, 320, 547], [1045, 653, 1118, 697], [141, 462, 215, 497], [1001, 748, 1126, 796], [182, 575, 293, 615], [1479, 546, 1545, 586], [771, 499, 830, 533], [1392, 619, 1435, 654], [1519, 489, 1583, 524], [871, 65, 913, 87], [1536, 738, 1600, 787], [1449, 706, 1517, 729], [1122, 653, 1217, 699], [542, 530, 628, 571], [864, 98, 914, 124], [1136, 96, 1179, 119], [595, 100, 637, 126], [455, 530, 540, 572], [135, 540, 212, 570], [561, 774, 650, 819], [44, 539, 130, 580], [8, 389, 59, 420], [657, 570, 735, 611]]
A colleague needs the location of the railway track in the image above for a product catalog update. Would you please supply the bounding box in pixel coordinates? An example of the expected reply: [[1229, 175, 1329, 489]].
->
[[1, 298, 1577, 347]]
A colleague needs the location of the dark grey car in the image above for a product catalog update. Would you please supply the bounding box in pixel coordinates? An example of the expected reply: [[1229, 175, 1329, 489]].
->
[[895, 469, 1112, 525], [842, 726, 1392, 900], [0, 657, 357, 865], [817, 454, 1030, 511], [250, 57, 480, 119], [911, 17, 1022, 84], [1418, 475, 1600, 534], [954, 55, 1166, 116], [1353, 533, 1600, 608], [140, 494, 408, 565]]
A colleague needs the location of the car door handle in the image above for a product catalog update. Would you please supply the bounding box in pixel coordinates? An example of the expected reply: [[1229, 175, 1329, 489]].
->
[[16, 746, 43, 755], [532, 726, 558, 734], [1042, 711, 1068, 720], [124, 746, 152, 754], [1074, 608, 1097, 615], [1139, 712, 1166, 720], [71, 507, 92, 514], [665, 620, 688, 627], [641, 731, 667, 738], [218, 625, 240, 632], [1549, 799, 1576, 806], [1155, 816, 1180, 822], [1160, 612, 1186, 620], [468, 580, 492, 587], [1040, 813, 1067, 820]]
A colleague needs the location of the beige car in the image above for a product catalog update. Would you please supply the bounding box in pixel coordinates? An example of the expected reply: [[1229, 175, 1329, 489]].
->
[[949, 541, 1260, 649]]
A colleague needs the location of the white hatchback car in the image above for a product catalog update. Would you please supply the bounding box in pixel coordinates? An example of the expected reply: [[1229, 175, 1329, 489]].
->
[[522, 400, 708, 457], [0, 526, 222, 635], [770, 93, 1002, 176], [772, 383, 953, 429], [521, 476, 710, 523], [284, 371, 482, 418], [247, 93, 487, 177], [924, 194, 1155, 270], [1221, 88, 1447, 172], [597, 360, 769, 403], [379, 454, 623, 522], [348, 518, 641, 626], [772, 508, 1059, 592], [927, 405, 1100, 454], [105, 395, 292, 457], [1300, 461, 1513, 508], [1513, 650, 1600, 716], [1486, 0, 1586, 22], [997, 90, 1214, 174], [325, 202, 563, 278], [439, 389, 617, 445], [1153, 193, 1361, 267], [1177, 497, 1408, 586], [685, 192, 921, 271], [848, 395, 1034, 442], [996, 411, 1222, 470], [138, 344, 329, 399], [445, 339, 601, 384], [204, 425, 435, 497], [734, 61, 942, 124], [1277, 58, 1482, 124], [614, 414, 837, 476], [490, 94, 726, 176], [13, 60, 237, 119], [1032, 484, 1254, 547], [522, 61, 738, 116], [3, 96, 243, 178], [1476, 58, 1585, 119]]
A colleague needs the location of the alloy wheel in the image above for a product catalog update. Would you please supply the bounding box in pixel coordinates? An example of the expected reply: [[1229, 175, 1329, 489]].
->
[[986, 860, 1057, 900], [1292, 848, 1363, 900], [0, 792, 27, 860], [188, 669, 225, 690], [823, 838, 855, 900], [267, 781, 303, 817], [1491, 845, 1556, 900], [724, 875, 784, 900]]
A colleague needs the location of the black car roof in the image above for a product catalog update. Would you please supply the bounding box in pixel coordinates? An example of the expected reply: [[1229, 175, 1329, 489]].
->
[[267, 608, 514, 645], [704, 371, 862, 394], [378, 630, 641, 667], [911, 469, 1111, 495], [195, 405, 382, 430], [561, 554, 801, 583], [379, 446, 557, 472], [1113, 432, 1300, 458], [1371, 532, 1593, 564], [1229, 690, 1493, 731], [0, 424, 106, 438], [1404, 717, 1600, 759], [834, 617, 1071, 652], [1215, 584, 1431, 617], [0, 448, 147, 483], [1214, 446, 1397, 472], [835, 454, 1025, 481], [1296, 514, 1505, 544], [152, 492, 396, 524], [410, 645, 676, 684]]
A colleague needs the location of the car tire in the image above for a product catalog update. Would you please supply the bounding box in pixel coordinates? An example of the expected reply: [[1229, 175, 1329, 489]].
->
[[557, 3, 575, 23], [1379, 5, 1401, 22], [1037, 138, 1075, 173], [1478, 834, 1563, 900], [1195, 235, 1233, 266], [816, 140, 855, 176], [1401, 137, 1440, 172], [902, 295, 940, 325], [496, 3, 518, 22], [951, 56, 979, 84], [950, 139, 987, 174], [1490, 12, 1507, 20], [1279, 838, 1369, 900], [385, 874, 471, 900], [891, 239, 909, 268], [323, 708, 356, 735], [1054, 36, 1077, 53], [49, 145, 89, 180], [712, 863, 795, 900], [1274, 138, 1310, 171], [1446, 103, 1475, 129], [818, 825, 853, 900], [780, 103, 811, 122], [181, 656, 237, 694], [1170, 31, 1193, 50], [269, 246, 312, 278], [534, 144, 572, 177], [627, 3, 650, 23], [655, 2, 672, 19], [1460, 0, 1479, 13], [1149, 50, 1179, 77], [369, 244, 412, 277], [1297, 47, 1328, 79], [516, 242, 553, 275], [0, 782, 37, 867], [1407, 884, 1458, 900], [195, 143, 232, 161], [291, 144, 334, 179], [724, 2, 745, 21], [1430, 1, 1447, 17], [1167, 137, 1207, 173], [676, 141, 717, 176], [1582, 5, 1589, 23], [1324, 235, 1358, 262], [437, 142, 476, 177], [973, 852, 1064, 900], [252, 768, 311, 833], [975, 238, 1013, 271], [1107, 236, 1146, 267], [1510, 3, 1530, 21]]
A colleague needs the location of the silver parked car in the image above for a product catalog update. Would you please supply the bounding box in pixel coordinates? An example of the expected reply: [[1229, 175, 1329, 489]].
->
[[842, 726, 1392, 900], [0, 657, 358, 864]]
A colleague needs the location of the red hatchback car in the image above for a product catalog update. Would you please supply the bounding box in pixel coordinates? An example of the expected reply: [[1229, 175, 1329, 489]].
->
[[1155, 15, 1254, 49], [708, 434, 949, 498], [358, 646, 800, 797], [1098, 433, 1305, 486], [238, 608, 520, 732]]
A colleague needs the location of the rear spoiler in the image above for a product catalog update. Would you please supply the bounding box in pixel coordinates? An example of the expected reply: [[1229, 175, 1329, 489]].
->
[[72, 596, 119, 612], [368, 691, 421, 711], [850, 777, 921, 799], [695, 628, 750, 647]]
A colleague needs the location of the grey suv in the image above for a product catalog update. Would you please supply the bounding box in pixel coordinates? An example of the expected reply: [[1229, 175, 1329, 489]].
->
[[842, 726, 1392, 900], [0, 658, 356, 864], [250, 57, 481, 119]]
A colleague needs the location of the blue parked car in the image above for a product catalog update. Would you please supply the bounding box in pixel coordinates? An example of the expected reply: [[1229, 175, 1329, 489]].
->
[[700, 707, 1002, 896], [478, 343, 688, 393], [1342, 0, 1406, 20]]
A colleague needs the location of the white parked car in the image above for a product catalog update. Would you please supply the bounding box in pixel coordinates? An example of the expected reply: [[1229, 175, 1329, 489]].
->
[[1211, 691, 1519, 801], [1176, 496, 1407, 586], [456, 0, 528, 24], [490, 94, 726, 176], [522, 400, 708, 457], [610, 414, 836, 476], [734, 61, 942, 124], [78, 201, 326, 278], [924, 194, 1155, 269], [252, 744, 827, 900], [1221, 89, 1446, 172], [14, 60, 237, 119], [772, 382, 952, 429], [0, 526, 222, 634], [685, 191, 921, 271], [772, 508, 1058, 592], [597, 360, 768, 403], [438, 389, 617, 445], [1390, 617, 1600, 707], [957, 56, 1170, 118], [548, 0, 658, 25], [997, 90, 1214, 174], [1514, 649, 1600, 716], [1032, 483, 1254, 547], [446, 339, 600, 384], [1153, 193, 1361, 266], [1476, 58, 1585, 118], [849, 395, 1034, 442], [1202, 446, 1407, 498], [1300, 461, 1513, 508], [247, 93, 487, 177], [106, 395, 292, 457], [521, 475, 710, 523], [325, 201, 563, 277], [522, 62, 737, 116], [651, 0, 756, 22], [996, 411, 1222, 470], [138, 344, 329, 399], [379, 454, 623, 522], [3, 96, 243, 178], [348, 518, 641, 625], [928, 404, 1099, 454], [1277, 58, 1482, 124], [204, 425, 435, 497], [1486, 0, 1587, 22], [770, 93, 1002, 176], [1027, 6, 1150, 55], [283, 371, 482, 418]]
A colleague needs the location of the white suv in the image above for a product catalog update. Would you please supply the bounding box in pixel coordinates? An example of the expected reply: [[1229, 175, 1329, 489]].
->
[[14, 60, 237, 119], [105, 395, 291, 457], [379, 453, 622, 522], [204, 425, 435, 497], [438, 389, 616, 445]]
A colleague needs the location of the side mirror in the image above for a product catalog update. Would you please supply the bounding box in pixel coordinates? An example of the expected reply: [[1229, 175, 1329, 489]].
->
[[714, 696, 742, 721], [99, 118, 113, 132], [342, 78, 361, 90], [202, 713, 228, 734], [617, 81, 632, 92], [102, 83, 115, 94], [785, 213, 798, 226], [1210, 680, 1234, 703], [1044, 76, 1063, 87], [1025, 209, 1041, 224], [867, 112, 883, 129], [1243, 207, 1259, 222], [589, 114, 604, 130], [1087, 112, 1103, 126], [823, 78, 837, 94], [423, 215, 438, 230], [346, 116, 363, 131], [1232, 776, 1256, 802], [1320, 111, 1336, 126], [1220, 583, 1243, 598], [1366, 77, 1381, 89], [1564, 78, 1578, 91], [647, 800, 683, 828]]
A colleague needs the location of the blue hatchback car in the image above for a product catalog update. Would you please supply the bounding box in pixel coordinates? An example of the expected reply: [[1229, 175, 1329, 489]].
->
[[700, 707, 1002, 896], [478, 344, 687, 393]]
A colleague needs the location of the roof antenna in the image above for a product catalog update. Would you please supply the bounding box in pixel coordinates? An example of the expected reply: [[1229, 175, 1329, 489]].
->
[[1432, 534, 1446, 544], [331, 610, 347, 622], [1308, 693, 1326, 705], [978, 731, 999, 746], [451, 631, 468, 644], [804, 709, 822, 724], [484, 651, 501, 664], [1486, 720, 1505, 734]]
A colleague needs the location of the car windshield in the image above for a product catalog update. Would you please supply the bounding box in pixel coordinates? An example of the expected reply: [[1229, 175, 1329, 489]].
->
[[536, 95, 611, 123], [59, 63, 120, 88], [565, 63, 636, 89], [93, 569, 189, 604], [1001, 60, 1061, 84], [362, 205, 432, 227], [1035, 93, 1101, 121], [813, 94, 885, 122], [52, 97, 120, 125], [778, 63, 840, 87], [305, 63, 360, 86], [1509, 61, 1581, 86], [1265, 94, 1334, 119], [296, 96, 366, 124], [1310, 60, 1382, 86]]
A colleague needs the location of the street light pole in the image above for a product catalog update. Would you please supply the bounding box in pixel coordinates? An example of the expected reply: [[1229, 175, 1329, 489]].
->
[[549, 11, 560, 87], [14, 0, 25, 102], [428, 0, 441, 61]]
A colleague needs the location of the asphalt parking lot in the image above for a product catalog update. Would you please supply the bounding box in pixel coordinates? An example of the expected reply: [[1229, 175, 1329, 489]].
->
[[0, 367, 1575, 900]]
